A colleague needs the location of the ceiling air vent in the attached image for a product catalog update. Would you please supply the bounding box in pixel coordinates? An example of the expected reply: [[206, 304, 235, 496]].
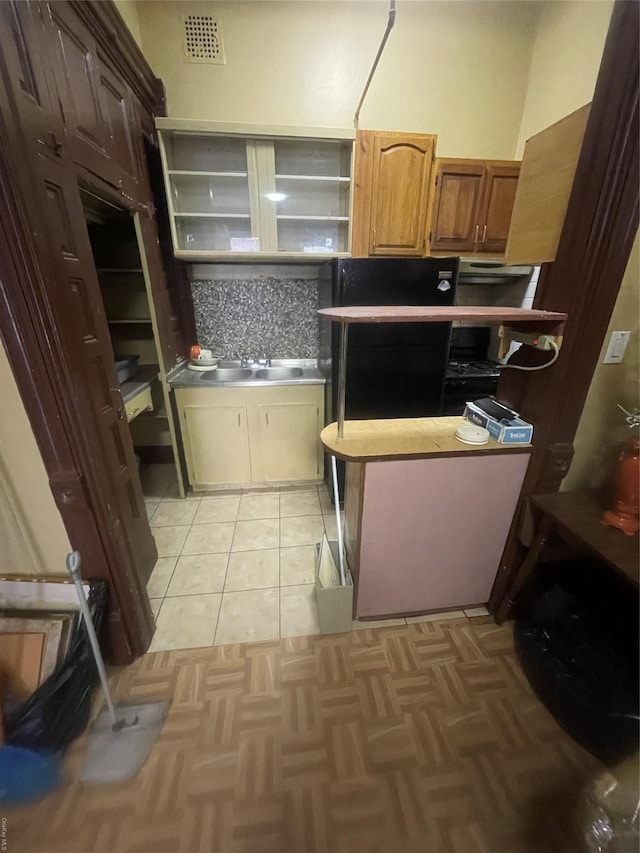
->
[[182, 14, 225, 65]]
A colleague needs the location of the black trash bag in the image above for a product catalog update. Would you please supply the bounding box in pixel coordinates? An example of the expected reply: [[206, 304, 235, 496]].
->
[[515, 560, 639, 766], [3, 582, 108, 754]]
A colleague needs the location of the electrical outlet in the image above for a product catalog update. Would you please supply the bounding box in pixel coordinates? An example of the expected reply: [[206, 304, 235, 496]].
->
[[500, 327, 560, 351], [603, 330, 631, 364]]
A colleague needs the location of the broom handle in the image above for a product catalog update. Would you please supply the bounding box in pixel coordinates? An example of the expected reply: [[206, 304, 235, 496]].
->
[[66, 551, 120, 728], [330, 455, 347, 586]]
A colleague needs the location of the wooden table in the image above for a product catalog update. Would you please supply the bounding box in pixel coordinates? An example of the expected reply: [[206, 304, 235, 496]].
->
[[497, 490, 639, 622]]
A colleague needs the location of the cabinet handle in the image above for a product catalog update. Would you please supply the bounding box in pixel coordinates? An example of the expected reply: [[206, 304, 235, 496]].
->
[[481, 225, 487, 244], [266, 411, 269, 426], [372, 228, 376, 249], [473, 224, 479, 245], [237, 413, 241, 427], [49, 131, 64, 157]]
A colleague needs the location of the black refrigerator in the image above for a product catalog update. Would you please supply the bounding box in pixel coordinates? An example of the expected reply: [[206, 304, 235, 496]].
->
[[319, 256, 459, 499]]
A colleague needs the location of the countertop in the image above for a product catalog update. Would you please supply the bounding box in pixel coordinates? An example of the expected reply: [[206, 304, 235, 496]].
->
[[119, 365, 158, 403], [167, 359, 325, 388], [320, 416, 532, 461], [529, 491, 639, 586]]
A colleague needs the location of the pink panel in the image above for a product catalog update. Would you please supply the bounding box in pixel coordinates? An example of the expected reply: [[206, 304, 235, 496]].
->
[[356, 454, 530, 617]]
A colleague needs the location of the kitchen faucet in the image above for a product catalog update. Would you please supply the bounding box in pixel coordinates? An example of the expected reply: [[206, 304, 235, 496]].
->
[[241, 354, 271, 368]]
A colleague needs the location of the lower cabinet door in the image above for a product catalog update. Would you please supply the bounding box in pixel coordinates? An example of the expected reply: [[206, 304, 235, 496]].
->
[[253, 401, 321, 483], [182, 402, 251, 488]]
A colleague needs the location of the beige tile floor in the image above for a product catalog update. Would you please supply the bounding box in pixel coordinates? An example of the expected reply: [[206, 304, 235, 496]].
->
[[141, 465, 489, 652]]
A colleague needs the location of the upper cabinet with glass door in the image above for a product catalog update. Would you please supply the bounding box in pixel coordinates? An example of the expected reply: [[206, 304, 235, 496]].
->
[[156, 119, 355, 261]]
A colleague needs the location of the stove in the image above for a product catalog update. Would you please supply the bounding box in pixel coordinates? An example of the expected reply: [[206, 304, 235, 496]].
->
[[442, 328, 501, 415], [447, 359, 501, 379]]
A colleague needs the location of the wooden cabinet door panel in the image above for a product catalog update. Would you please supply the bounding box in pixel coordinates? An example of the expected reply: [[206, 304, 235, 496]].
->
[[0, 1, 65, 157], [369, 133, 434, 256], [479, 165, 520, 254], [181, 403, 251, 487], [98, 59, 147, 203], [47, 1, 114, 182], [254, 402, 320, 483], [35, 153, 157, 590], [430, 163, 484, 253]]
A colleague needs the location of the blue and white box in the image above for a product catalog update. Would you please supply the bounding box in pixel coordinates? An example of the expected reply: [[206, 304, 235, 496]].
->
[[464, 402, 533, 444]]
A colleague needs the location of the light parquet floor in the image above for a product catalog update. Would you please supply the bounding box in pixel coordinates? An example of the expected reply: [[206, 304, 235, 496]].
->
[[6, 616, 600, 853]]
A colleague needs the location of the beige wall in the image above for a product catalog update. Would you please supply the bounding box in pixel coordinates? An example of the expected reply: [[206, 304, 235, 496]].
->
[[0, 340, 71, 574], [137, 0, 540, 159], [114, 0, 142, 48], [515, 0, 613, 155], [562, 233, 640, 492]]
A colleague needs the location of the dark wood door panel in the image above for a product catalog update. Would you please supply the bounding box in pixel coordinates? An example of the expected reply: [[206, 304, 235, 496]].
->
[[98, 58, 145, 202], [0, 0, 65, 158], [47, 1, 115, 183], [0, 0, 196, 659], [37, 152, 157, 594]]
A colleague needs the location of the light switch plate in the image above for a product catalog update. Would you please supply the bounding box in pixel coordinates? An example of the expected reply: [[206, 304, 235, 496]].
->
[[603, 330, 631, 364]]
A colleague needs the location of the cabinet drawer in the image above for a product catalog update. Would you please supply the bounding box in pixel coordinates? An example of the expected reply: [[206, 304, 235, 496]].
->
[[125, 386, 153, 422]]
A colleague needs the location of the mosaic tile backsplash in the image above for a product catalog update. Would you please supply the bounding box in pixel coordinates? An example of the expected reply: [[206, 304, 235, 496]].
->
[[191, 275, 320, 359]]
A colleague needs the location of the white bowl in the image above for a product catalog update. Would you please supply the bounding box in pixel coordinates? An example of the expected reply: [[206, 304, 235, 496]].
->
[[455, 423, 490, 445]]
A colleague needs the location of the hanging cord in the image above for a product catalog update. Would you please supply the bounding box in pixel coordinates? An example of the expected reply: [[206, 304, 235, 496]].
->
[[500, 340, 560, 371], [354, 0, 396, 129]]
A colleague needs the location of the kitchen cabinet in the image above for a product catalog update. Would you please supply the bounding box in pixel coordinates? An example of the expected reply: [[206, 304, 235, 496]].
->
[[351, 129, 436, 257], [1, 1, 149, 204], [156, 119, 354, 261], [181, 400, 252, 487], [48, 1, 113, 181], [0, 1, 66, 162], [175, 385, 324, 489], [429, 159, 520, 255], [505, 104, 590, 265], [253, 400, 321, 482]]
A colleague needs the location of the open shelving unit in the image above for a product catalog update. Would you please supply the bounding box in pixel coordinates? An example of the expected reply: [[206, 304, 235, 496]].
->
[[84, 212, 177, 465]]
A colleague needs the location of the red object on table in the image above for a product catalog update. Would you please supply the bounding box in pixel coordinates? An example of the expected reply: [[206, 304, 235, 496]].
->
[[602, 436, 640, 536], [189, 345, 201, 360]]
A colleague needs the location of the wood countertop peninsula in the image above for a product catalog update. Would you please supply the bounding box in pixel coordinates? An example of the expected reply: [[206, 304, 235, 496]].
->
[[321, 416, 532, 462], [317, 305, 567, 334]]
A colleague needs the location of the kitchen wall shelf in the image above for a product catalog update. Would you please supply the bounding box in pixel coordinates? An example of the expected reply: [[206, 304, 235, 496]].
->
[[318, 305, 567, 331], [157, 119, 355, 260]]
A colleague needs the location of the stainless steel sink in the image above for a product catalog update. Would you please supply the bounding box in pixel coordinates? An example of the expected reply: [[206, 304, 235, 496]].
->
[[201, 367, 252, 381], [254, 367, 304, 380]]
